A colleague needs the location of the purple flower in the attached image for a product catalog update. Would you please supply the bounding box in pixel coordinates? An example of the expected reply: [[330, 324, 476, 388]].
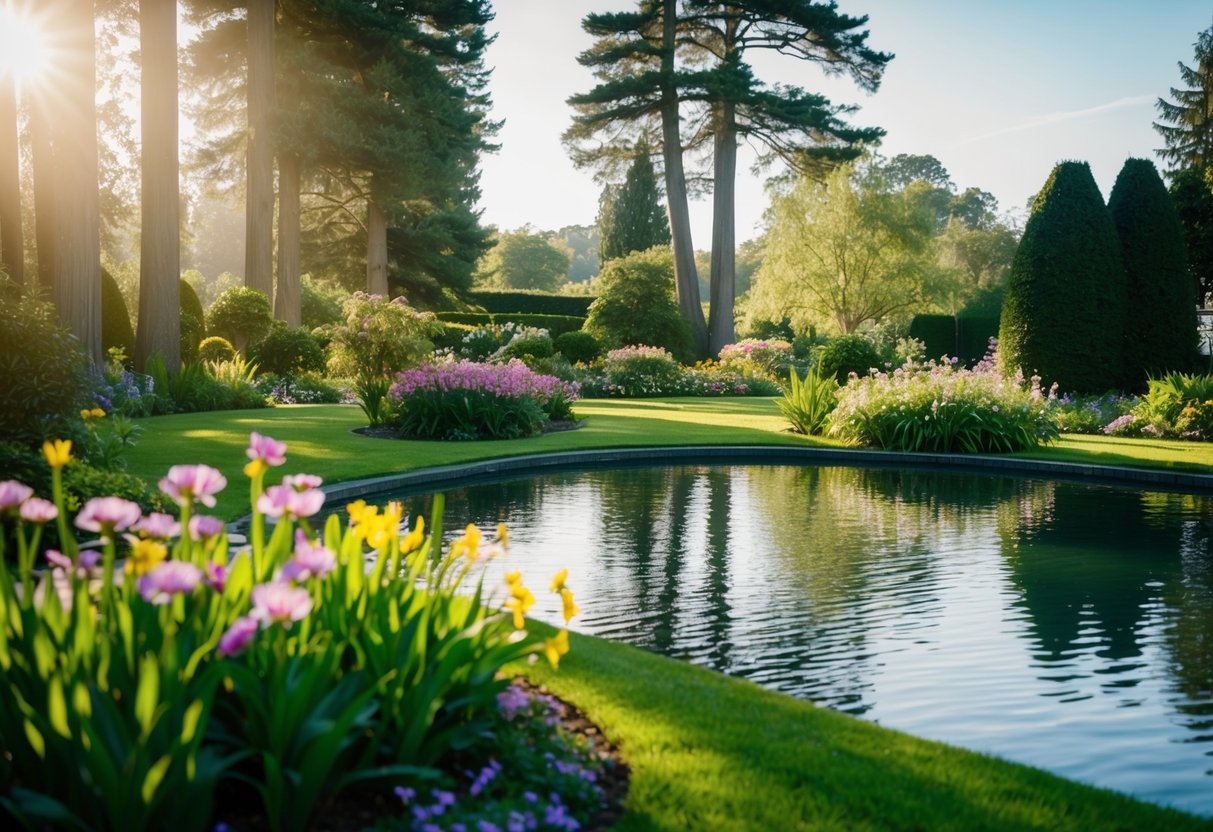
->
[[75, 496, 142, 535], [205, 561, 228, 593], [133, 512, 181, 540], [246, 432, 287, 467], [0, 480, 33, 512], [250, 581, 313, 625], [19, 497, 57, 524], [159, 465, 227, 508], [217, 616, 259, 657], [190, 515, 226, 540], [138, 561, 203, 604], [282, 530, 336, 582], [257, 484, 325, 519], [497, 684, 530, 719], [393, 786, 416, 803]]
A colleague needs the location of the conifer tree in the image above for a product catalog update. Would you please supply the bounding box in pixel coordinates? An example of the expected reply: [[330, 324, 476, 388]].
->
[[1108, 158, 1197, 387], [599, 148, 671, 262], [1170, 168, 1213, 305], [1154, 22, 1213, 175]]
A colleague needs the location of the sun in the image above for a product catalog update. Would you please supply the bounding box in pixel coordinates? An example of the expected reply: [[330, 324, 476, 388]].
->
[[0, 2, 51, 84]]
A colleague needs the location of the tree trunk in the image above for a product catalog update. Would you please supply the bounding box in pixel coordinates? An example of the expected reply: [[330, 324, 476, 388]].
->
[[244, 0, 275, 298], [366, 197, 388, 295], [708, 101, 737, 356], [0, 73, 23, 285], [135, 0, 181, 371], [52, 0, 102, 364], [661, 0, 708, 358], [30, 99, 55, 287], [274, 151, 301, 325]]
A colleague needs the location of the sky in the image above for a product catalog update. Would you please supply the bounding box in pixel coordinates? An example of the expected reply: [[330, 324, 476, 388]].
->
[[476, 0, 1213, 245]]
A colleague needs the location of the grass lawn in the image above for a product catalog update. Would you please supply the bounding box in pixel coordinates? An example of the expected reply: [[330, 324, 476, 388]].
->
[[123, 397, 1213, 829]]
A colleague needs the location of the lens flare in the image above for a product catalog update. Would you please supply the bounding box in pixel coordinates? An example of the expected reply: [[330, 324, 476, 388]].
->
[[0, 3, 51, 84]]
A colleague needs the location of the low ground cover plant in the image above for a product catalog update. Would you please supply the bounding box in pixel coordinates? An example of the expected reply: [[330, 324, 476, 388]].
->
[[0, 435, 588, 831]]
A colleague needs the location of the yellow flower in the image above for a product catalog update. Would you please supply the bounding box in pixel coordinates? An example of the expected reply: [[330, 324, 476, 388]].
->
[[400, 515, 425, 552], [505, 570, 522, 587], [364, 512, 397, 550], [346, 500, 376, 535], [450, 523, 482, 562], [560, 587, 580, 623], [243, 458, 268, 479], [42, 439, 72, 469], [496, 523, 509, 547], [125, 538, 167, 576], [503, 577, 535, 629], [543, 629, 570, 668], [90, 408, 106, 420]]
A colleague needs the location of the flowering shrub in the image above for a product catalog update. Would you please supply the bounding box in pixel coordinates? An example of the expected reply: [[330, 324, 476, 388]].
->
[[391, 359, 580, 440], [718, 338, 794, 377], [0, 435, 580, 830], [599, 345, 684, 397], [1051, 392, 1137, 434], [683, 360, 782, 397], [829, 357, 1060, 453], [458, 322, 551, 362]]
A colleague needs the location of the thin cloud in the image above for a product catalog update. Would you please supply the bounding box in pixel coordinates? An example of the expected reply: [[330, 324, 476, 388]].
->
[[952, 95, 1156, 147]]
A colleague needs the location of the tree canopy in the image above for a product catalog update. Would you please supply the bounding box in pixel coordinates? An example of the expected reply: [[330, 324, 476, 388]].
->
[[599, 148, 671, 262], [1154, 21, 1213, 175], [475, 228, 571, 293]]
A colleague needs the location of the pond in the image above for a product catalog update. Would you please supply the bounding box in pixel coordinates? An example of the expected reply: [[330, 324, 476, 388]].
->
[[371, 464, 1213, 816]]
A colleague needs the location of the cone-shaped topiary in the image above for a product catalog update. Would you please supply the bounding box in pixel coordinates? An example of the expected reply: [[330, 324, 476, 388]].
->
[[101, 267, 135, 360], [179, 279, 206, 364], [1109, 158, 1198, 389], [999, 162, 1125, 393]]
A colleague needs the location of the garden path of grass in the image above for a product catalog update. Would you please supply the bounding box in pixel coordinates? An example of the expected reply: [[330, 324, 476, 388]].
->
[[125, 398, 1213, 830]]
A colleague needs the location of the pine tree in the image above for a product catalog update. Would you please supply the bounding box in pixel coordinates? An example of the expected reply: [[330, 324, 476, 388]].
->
[[1108, 158, 1197, 387], [998, 162, 1125, 394], [599, 148, 671, 262], [1154, 22, 1213, 175], [1170, 168, 1213, 305]]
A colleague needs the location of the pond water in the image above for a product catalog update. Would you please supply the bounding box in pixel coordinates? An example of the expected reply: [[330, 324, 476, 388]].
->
[[374, 464, 1213, 816]]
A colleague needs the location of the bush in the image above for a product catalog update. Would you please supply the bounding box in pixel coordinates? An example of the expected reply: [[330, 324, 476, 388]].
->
[[206, 286, 273, 352], [300, 276, 346, 329], [718, 338, 794, 377], [554, 330, 603, 364], [144, 355, 269, 414], [584, 247, 694, 362], [499, 334, 555, 362], [455, 322, 550, 363], [198, 336, 237, 364], [390, 359, 580, 439], [180, 278, 206, 364], [101, 267, 135, 360], [778, 366, 839, 435], [0, 285, 88, 445], [814, 335, 882, 382], [249, 324, 326, 377], [324, 292, 440, 381], [829, 357, 1060, 452], [600, 345, 685, 397], [0, 437, 583, 830], [682, 361, 782, 396], [999, 161, 1125, 394], [1108, 158, 1198, 389], [468, 289, 595, 317], [255, 373, 347, 404], [1131, 371, 1213, 440], [1052, 392, 1137, 434], [433, 322, 477, 351]]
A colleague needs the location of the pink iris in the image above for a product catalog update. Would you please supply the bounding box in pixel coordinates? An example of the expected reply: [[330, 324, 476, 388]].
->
[[133, 512, 181, 539], [0, 480, 33, 511], [19, 497, 58, 524], [256, 484, 324, 519], [189, 515, 226, 540], [75, 497, 142, 535], [283, 473, 323, 491], [247, 432, 287, 467], [250, 581, 313, 625], [281, 530, 336, 582], [159, 465, 227, 508], [205, 561, 228, 593], [217, 616, 259, 657], [138, 561, 202, 605]]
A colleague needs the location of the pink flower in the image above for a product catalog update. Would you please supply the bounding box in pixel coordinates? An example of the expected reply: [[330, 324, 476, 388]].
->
[[159, 465, 227, 508], [133, 512, 180, 539], [205, 561, 228, 593], [250, 581, 313, 625], [282, 530, 336, 582], [246, 432, 287, 467], [256, 484, 324, 519], [189, 515, 226, 540], [283, 473, 323, 491], [217, 616, 259, 657], [19, 497, 57, 524], [0, 480, 33, 511], [138, 561, 202, 604], [75, 497, 142, 535]]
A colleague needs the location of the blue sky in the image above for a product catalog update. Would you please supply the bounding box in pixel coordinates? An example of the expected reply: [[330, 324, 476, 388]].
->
[[477, 0, 1213, 244]]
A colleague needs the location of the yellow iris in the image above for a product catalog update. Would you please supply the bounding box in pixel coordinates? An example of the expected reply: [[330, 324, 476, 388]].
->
[[125, 539, 167, 576], [42, 439, 72, 469], [346, 499, 373, 527], [496, 522, 509, 547], [243, 458, 268, 479], [560, 588, 580, 623], [450, 523, 482, 562], [503, 577, 535, 630], [543, 629, 570, 668], [550, 568, 568, 593], [400, 515, 425, 552]]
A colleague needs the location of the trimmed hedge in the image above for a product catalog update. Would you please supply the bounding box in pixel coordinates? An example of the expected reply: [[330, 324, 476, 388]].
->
[[433, 322, 478, 351], [910, 315, 999, 364], [101, 267, 135, 359], [467, 290, 595, 317], [1108, 158, 1198, 389], [434, 312, 586, 338], [999, 161, 1125, 394]]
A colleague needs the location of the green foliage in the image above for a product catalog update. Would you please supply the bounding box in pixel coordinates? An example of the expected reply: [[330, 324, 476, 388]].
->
[[205, 287, 273, 352], [584, 247, 694, 362], [476, 228, 571, 292], [255, 373, 346, 405], [249, 324, 327, 377], [599, 345, 686, 397], [998, 162, 1126, 394], [909, 315, 1000, 364], [829, 359, 1060, 452], [468, 290, 594, 317], [101, 267, 136, 360], [814, 335, 882, 382], [0, 286, 88, 445], [197, 337, 237, 365], [179, 278, 206, 364], [1052, 393, 1137, 434], [1131, 372, 1213, 439], [324, 292, 440, 382], [778, 366, 839, 435], [144, 355, 268, 414], [300, 277, 346, 329], [432, 322, 478, 352], [1169, 169, 1213, 304], [499, 334, 555, 362], [435, 312, 586, 339], [598, 149, 670, 262], [554, 330, 603, 365], [1153, 22, 1213, 175], [1109, 159, 1198, 388]]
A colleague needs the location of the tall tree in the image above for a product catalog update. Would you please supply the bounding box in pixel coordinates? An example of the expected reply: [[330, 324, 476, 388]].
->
[[599, 146, 671, 262], [0, 68, 21, 284], [475, 228, 570, 292], [134, 0, 181, 370], [1154, 22, 1213, 176], [1170, 168, 1213, 304], [244, 0, 275, 298]]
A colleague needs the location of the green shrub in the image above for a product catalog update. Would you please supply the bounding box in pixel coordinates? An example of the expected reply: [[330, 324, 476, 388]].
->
[[499, 334, 555, 361], [255, 373, 346, 405], [433, 322, 477, 351], [554, 330, 603, 364], [600, 345, 686, 396], [300, 276, 346, 329], [1131, 371, 1213, 439], [101, 266, 135, 360], [814, 335, 882, 382], [0, 285, 88, 445], [1108, 158, 1198, 389], [468, 289, 594, 316], [999, 161, 1125, 394], [180, 278, 206, 364], [197, 336, 237, 364], [249, 324, 326, 377], [145, 355, 269, 414], [584, 247, 694, 363], [324, 292, 440, 382], [436, 311, 586, 339], [778, 366, 839, 435], [206, 286, 273, 352]]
